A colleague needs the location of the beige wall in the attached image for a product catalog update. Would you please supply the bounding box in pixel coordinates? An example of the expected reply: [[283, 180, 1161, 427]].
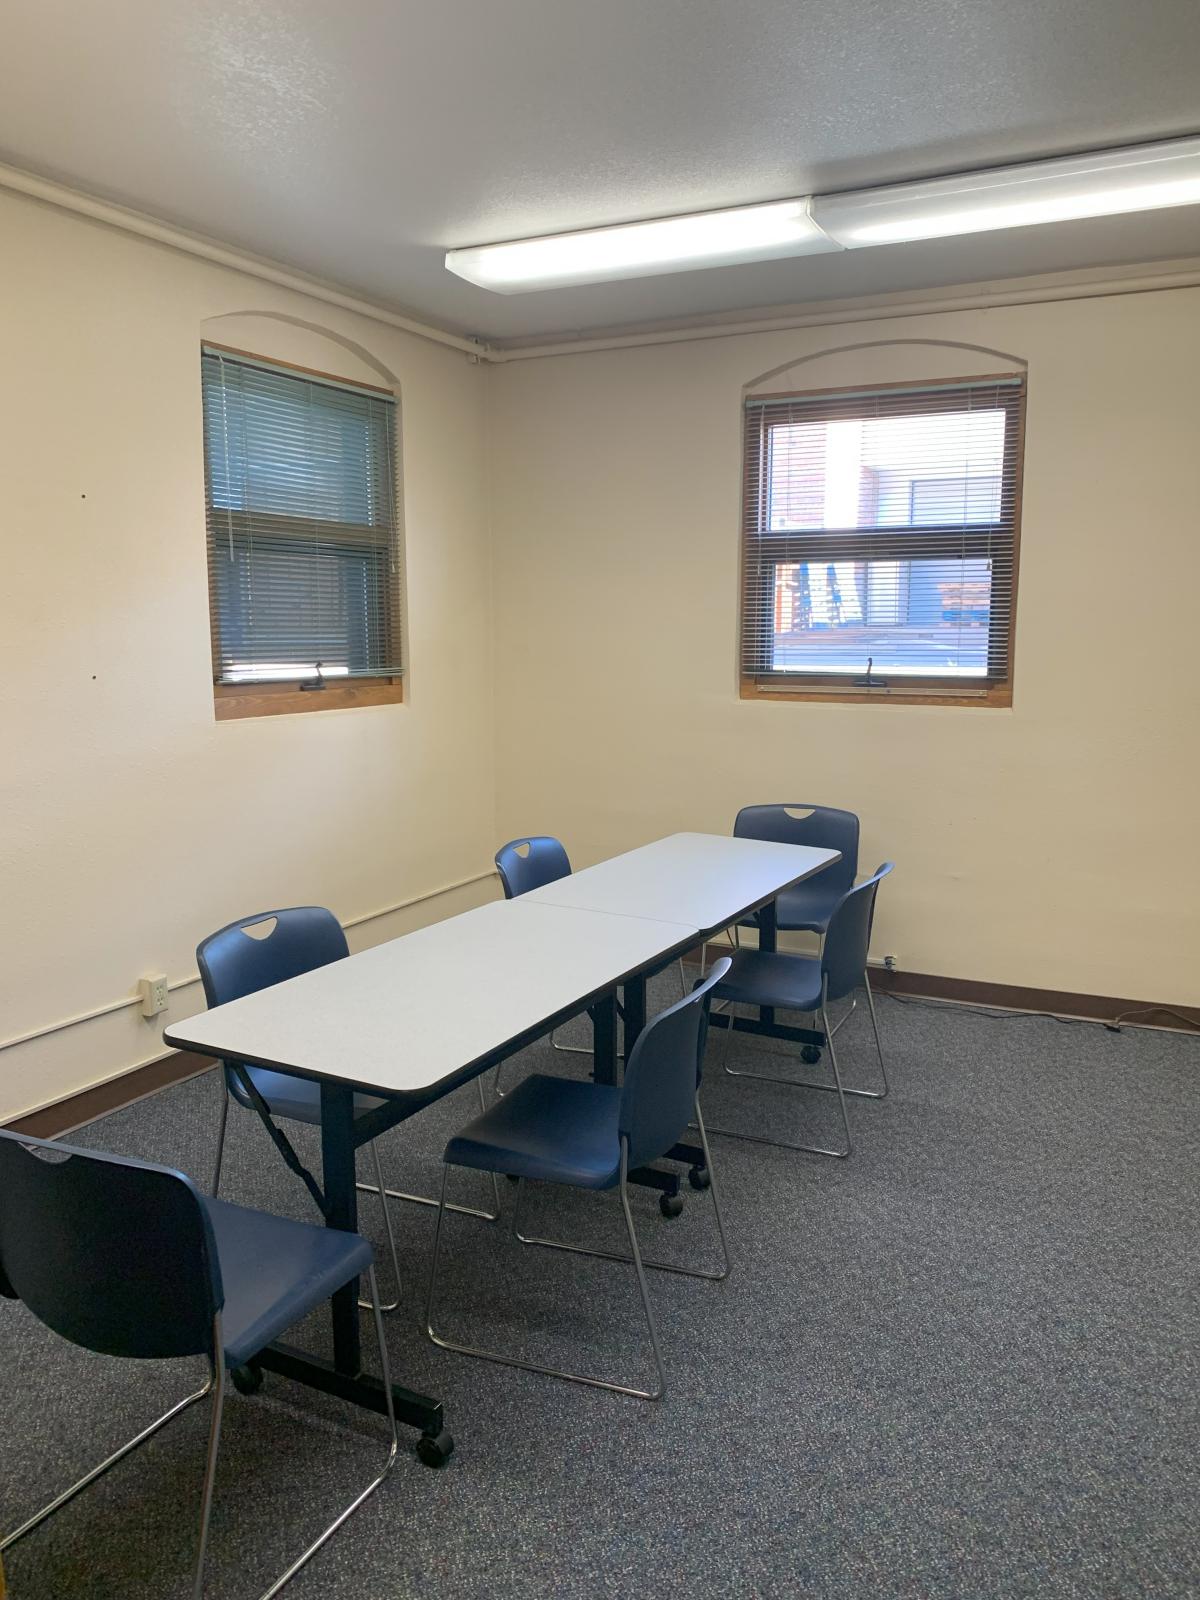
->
[[488, 290, 1200, 1004], [0, 189, 496, 1120], [3, 189, 1198, 1125]]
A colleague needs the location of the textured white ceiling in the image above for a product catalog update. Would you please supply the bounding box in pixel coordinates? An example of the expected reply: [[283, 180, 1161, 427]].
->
[[2, 0, 1199, 340]]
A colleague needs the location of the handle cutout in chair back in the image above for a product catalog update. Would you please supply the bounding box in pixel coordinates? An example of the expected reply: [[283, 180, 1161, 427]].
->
[[494, 835, 572, 899], [196, 907, 350, 1102], [822, 863, 894, 1003], [197, 906, 349, 1009], [734, 804, 860, 889]]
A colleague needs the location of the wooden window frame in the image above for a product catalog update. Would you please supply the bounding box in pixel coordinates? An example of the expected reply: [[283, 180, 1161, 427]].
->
[[213, 675, 404, 721], [202, 342, 405, 722], [739, 373, 1026, 709]]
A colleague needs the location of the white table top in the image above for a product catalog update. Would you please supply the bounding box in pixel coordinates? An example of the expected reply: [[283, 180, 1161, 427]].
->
[[163, 897, 695, 1098], [522, 832, 840, 934]]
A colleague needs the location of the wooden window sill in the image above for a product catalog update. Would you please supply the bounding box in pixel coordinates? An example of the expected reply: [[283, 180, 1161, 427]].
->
[[214, 677, 404, 721], [740, 677, 1012, 708]]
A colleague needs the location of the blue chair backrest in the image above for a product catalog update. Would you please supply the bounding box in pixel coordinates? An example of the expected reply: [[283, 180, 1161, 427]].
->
[[0, 1129, 221, 1361], [734, 804, 859, 894], [197, 907, 349, 1099], [821, 864, 894, 1003], [618, 959, 731, 1171], [494, 836, 572, 899]]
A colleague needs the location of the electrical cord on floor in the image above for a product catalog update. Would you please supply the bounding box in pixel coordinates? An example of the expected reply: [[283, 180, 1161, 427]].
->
[[1106, 1005, 1200, 1035], [880, 990, 1200, 1036], [882, 991, 1091, 1027]]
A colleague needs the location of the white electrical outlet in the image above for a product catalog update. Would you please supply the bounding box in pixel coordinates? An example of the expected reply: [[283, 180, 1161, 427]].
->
[[138, 973, 169, 1018]]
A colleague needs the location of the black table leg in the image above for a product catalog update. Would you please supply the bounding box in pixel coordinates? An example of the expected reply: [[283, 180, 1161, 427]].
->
[[591, 991, 618, 1086], [758, 896, 778, 1029], [622, 974, 647, 1057], [320, 1081, 362, 1376], [252, 1081, 454, 1467]]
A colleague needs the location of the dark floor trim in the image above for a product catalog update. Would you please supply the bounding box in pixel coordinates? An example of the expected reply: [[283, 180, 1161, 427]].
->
[[6, 1051, 216, 1138], [688, 946, 1199, 1033], [863, 967, 1199, 1031]]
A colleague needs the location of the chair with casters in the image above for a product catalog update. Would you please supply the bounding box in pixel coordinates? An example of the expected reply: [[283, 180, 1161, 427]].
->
[[198, 908, 500, 1313], [0, 1128, 397, 1600], [706, 864, 894, 1159], [425, 958, 733, 1401]]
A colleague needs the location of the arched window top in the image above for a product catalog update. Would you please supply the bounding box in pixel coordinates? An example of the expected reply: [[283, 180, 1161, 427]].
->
[[743, 337, 1028, 398], [199, 319, 406, 719], [738, 350, 1026, 709]]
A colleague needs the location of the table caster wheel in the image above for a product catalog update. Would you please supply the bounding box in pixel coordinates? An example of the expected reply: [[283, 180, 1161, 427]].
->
[[416, 1429, 454, 1468], [659, 1192, 684, 1219], [801, 1045, 822, 1064], [688, 1165, 711, 1191], [231, 1363, 263, 1396]]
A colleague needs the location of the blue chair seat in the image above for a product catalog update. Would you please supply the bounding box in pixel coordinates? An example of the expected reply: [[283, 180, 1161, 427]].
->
[[0, 1126, 398, 1597], [204, 1196, 374, 1367], [445, 1075, 624, 1189], [427, 962, 733, 1401], [739, 876, 845, 935], [711, 950, 824, 1012], [230, 1065, 386, 1125], [707, 865, 894, 1161]]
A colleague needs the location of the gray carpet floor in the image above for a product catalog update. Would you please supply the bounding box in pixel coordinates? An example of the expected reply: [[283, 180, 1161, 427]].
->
[[1, 981, 1197, 1599]]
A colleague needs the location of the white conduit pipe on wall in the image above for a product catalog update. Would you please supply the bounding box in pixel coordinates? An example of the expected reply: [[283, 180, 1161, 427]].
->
[[0, 870, 499, 1056]]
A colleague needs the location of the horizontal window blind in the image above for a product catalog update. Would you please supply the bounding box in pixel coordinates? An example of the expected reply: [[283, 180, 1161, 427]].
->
[[201, 346, 402, 685], [741, 376, 1024, 692]]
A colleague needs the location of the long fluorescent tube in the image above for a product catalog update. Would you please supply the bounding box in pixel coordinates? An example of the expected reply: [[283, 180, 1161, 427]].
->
[[445, 136, 1200, 292], [813, 136, 1200, 246], [444, 199, 838, 292]]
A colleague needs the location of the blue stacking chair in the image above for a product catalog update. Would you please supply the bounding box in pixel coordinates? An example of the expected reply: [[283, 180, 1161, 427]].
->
[[0, 1128, 396, 1600], [494, 835, 573, 899], [700, 808, 861, 1026], [425, 959, 732, 1401], [199, 908, 500, 1313], [707, 865, 894, 1159], [733, 804, 861, 936]]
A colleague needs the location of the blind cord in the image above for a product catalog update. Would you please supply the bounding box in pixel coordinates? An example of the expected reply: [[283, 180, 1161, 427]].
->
[[217, 349, 235, 561]]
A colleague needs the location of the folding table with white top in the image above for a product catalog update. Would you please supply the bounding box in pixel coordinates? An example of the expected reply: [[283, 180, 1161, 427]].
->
[[163, 895, 697, 1464], [163, 832, 840, 1459]]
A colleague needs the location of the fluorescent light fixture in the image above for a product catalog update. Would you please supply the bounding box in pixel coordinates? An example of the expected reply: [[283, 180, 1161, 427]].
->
[[812, 135, 1200, 246], [446, 137, 1200, 292], [444, 198, 838, 292]]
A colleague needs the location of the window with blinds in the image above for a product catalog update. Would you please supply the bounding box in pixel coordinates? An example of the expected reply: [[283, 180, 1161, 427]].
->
[[740, 375, 1024, 703], [201, 346, 402, 687]]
